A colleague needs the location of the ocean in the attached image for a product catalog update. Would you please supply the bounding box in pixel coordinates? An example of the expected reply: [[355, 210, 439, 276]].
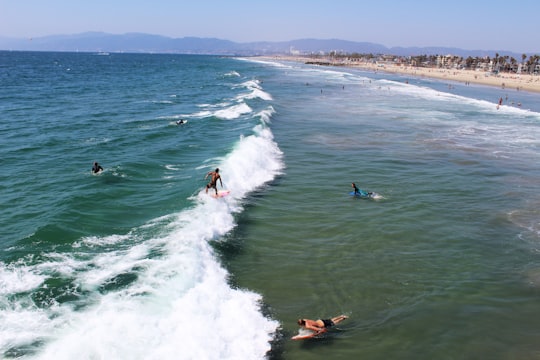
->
[[1, 51, 540, 360]]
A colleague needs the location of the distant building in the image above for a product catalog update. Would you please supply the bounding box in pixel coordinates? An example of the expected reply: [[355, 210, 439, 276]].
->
[[289, 46, 301, 56]]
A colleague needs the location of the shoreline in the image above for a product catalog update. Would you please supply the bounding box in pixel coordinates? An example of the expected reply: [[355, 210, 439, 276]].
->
[[257, 55, 540, 95]]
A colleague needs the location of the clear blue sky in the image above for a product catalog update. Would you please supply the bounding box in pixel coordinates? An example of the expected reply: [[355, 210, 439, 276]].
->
[[1, 0, 539, 53]]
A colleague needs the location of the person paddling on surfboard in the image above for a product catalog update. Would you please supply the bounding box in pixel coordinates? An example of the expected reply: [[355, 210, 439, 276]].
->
[[205, 168, 222, 195], [297, 315, 348, 335], [352, 182, 372, 197]]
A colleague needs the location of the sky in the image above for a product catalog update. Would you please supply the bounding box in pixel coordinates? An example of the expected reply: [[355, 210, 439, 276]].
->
[[1, 0, 539, 54]]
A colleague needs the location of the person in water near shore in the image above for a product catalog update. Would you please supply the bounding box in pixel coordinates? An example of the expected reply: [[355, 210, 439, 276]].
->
[[297, 315, 348, 335], [205, 168, 222, 195], [92, 162, 103, 174], [176, 119, 185, 125]]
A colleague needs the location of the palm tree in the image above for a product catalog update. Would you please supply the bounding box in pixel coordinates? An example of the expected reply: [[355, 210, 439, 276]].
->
[[528, 55, 535, 74], [503, 55, 509, 72], [465, 56, 474, 69], [510, 57, 517, 72], [521, 53, 527, 73]]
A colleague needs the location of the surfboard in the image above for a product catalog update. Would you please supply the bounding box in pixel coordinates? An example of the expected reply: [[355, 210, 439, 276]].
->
[[291, 328, 325, 340], [350, 191, 383, 200], [349, 190, 369, 197], [211, 190, 230, 198]]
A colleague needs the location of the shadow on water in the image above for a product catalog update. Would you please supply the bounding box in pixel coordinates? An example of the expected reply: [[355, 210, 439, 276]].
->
[[3, 339, 45, 359], [211, 199, 288, 360], [269, 328, 342, 360], [213, 224, 288, 360], [209, 180, 289, 360], [210, 178, 284, 269]]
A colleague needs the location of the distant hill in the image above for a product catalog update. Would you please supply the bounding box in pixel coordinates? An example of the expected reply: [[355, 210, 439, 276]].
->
[[0, 32, 532, 59]]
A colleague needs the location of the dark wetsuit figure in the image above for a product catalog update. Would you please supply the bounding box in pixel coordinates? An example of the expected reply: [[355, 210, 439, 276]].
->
[[321, 319, 335, 328], [92, 162, 104, 174]]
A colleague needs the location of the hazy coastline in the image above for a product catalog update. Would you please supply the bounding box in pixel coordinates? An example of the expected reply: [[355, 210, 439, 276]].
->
[[260, 55, 540, 95]]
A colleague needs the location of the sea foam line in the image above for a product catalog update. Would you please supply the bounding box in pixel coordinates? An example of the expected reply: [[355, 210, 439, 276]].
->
[[0, 88, 283, 359]]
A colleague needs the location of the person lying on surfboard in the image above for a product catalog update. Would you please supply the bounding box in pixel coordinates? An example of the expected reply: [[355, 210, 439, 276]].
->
[[297, 315, 348, 335], [205, 168, 223, 196], [352, 182, 372, 197]]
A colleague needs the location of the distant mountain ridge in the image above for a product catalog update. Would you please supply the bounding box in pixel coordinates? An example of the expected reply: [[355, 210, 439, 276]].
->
[[0, 32, 533, 58]]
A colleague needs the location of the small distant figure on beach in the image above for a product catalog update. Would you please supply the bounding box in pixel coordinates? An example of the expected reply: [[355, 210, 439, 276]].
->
[[205, 168, 222, 195], [297, 315, 348, 335], [92, 162, 104, 174]]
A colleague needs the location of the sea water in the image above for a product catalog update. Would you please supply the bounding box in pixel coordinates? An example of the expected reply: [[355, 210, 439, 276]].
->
[[1, 52, 540, 359]]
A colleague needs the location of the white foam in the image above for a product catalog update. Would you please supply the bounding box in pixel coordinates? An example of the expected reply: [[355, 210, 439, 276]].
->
[[188, 79, 271, 121], [0, 105, 283, 359], [236, 57, 294, 69], [214, 102, 253, 120], [164, 164, 180, 171], [241, 87, 273, 101], [224, 70, 241, 77], [0, 264, 45, 295]]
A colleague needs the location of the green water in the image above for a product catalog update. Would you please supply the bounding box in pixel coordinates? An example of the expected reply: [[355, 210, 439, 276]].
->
[[225, 63, 540, 359]]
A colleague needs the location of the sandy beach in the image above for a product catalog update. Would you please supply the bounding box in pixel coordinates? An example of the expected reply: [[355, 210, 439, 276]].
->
[[261, 55, 540, 94]]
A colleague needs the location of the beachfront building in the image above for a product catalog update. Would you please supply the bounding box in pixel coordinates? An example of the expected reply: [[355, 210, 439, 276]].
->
[[436, 55, 462, 69], [302, 51, 539, 76]]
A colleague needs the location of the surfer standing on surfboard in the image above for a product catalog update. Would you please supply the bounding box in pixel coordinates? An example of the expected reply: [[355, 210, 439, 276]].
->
[[205, 168, 222, 195], [297, 315, 348, 335]]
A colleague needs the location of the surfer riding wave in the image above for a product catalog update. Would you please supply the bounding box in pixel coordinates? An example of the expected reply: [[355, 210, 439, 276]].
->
[[205, 168, 223, 195]]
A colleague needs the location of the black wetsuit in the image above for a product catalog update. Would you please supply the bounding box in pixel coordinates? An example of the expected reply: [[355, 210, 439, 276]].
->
[[321, 319, 334, 328]]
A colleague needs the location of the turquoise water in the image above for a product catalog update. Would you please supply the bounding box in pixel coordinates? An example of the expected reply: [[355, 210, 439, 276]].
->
[[1, 52, 540, 359]]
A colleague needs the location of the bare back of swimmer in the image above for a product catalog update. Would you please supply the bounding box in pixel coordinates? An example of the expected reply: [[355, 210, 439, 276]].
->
[[205, 168, 222, 195], [297, 315, 348, 335]]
